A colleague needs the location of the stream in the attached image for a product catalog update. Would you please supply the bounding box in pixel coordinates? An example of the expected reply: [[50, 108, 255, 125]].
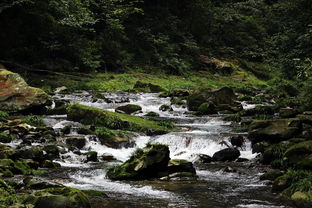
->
[[42, 91, 292, 208]]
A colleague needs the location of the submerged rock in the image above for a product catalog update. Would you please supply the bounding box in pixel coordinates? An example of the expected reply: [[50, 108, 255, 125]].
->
[[0, 64, 51, 113], [212, 148, 240, 162], [106, 143, 170, 180]]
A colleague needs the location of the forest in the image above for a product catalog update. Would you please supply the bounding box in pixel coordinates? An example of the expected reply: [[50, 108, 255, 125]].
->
[[0, 0, 312, 208]]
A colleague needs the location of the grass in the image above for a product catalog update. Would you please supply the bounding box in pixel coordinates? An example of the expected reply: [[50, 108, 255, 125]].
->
[[25, 64, 268, 93]]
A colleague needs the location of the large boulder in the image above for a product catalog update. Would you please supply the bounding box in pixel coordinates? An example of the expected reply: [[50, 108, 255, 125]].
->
[[0, 65, 51, 112], [187, 87, 238, 111], [106, 143, 170, 180], [284, 141, 312, 169], [212, 148, 240, 162], [248, 118, 301, 144]]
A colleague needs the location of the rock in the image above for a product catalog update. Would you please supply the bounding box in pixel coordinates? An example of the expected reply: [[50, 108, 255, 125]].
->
[[159, 104, 173, 112], [261, 142, 291, 166], [97, 129, 134, 149], [236, 158, 249, 162], [284, 141, 312, 169], [161, 172, 198, 181], [66, 137, 86, 150], [194, 154, 212, 163], [272, 174, 292, 193], [13, 146, 44, 162], [260, 170, 284, 181], [291, 192, 312, 208], [85, 151, 98, 162], [197, 102, 217, 115], [241, 105, 276, 116], [101, 153, 116, 161], [31, 187, 91, 208], [144, 112, 160, 117], [106, 143, 170, 180], [115, 104, 142, 114], [248, 118, 301, 144], [61, 126, 71, 135], [230, 136, 244, 148], [252, 141, 269, 154], [0, 144, 16, 159], [42, 160, 61, 168], [279, 108, 298, 118], [133, 81, 165, 93], [67, 104, 170, 135], [222, 166, 237, 173], [0, 132, 13, 143], [0, 65, 52, 113], [167, 159, 196, 175], [43, 145, 60, 160], [187, 87, 237, 111], [54, 86, 68, 94], [199, 56, 234, 75], [212, 148, 240, 162], [23, 177, 62, 190]]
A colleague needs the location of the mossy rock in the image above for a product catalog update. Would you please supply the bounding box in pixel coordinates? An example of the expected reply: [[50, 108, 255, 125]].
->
[[85, 151, 98, 162], [167, 159, 196, 175], [224, 113, 241, 122], [43, 145, 60, 160], [159, 104, 172, 112], [0, 132, 13, 143], [133, 81, 165, 93], [291, 191, 312, 208], [0, 111, 9, 122], [197, 102, 216, 115], [67, 104, 171, 135], [0, 145, 16, 159], [0, 66, 52, 113], [115, 104, 142, 114], [187, 87, 237, 111], [31, 187, 91, 208], [66, 137, 86, 150], [248, 118, 301, 144], [284, 141, 312, 169], [106, 143, 170, 180], [144, 112, 160, 117], [13, 146, 44, 162]]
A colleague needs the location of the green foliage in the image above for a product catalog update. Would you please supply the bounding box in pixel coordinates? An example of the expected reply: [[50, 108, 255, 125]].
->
[[21, 115, 45, 127], [0, 111, 9, 122]]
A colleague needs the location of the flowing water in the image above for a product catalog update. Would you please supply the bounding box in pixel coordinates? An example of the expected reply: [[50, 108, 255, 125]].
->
[[42, 92, 292, 208]]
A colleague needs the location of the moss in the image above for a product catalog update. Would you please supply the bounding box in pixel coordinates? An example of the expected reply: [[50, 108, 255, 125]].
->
[[0, 111, 9, 122], [21, 115, 45, 127], [82, 190, 108, 198], [144, 112, 160, 117], [198, 102, 216, 115], [224, 113, 241, 122], [67, 104, 172, 135]]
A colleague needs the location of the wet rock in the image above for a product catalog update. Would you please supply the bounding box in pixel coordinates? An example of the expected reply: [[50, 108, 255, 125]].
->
[[236, 158, 249, 162], [167, 159, 196, 175], [42, 160, 61, 168], [197, 102, 217, 115], [54, 86, 68, 94], [161, 172, 198, 181], [43, 145, 60, 160], [66, 137, 86, 150], [212, 148, 240, 162], [144, 112, 160, 117], [187, 87, 237, 111], [61, 125, 71, 135], [279, 108, 298, 118], [222, 166, 237, 173], [30, 187, 91, 208], [106, 143, 170, 180], [248, 118, 301, 144], [230, 136, 244, 148], [23, 177, 62, 190], [260, 170, 284, 181], [194, 154, 212, 163], [13, 146, 44, 162], [241, 105, 276, 116], [0, 132, 13, 143], [77, 127, 94, 135], [115, 104, 142, 114], [101, 153, 116, 161], [159, 104, 173, 112], [272, 174, 292, 193], [85, 151, 98, 162], [0, 65, 52, 113]]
